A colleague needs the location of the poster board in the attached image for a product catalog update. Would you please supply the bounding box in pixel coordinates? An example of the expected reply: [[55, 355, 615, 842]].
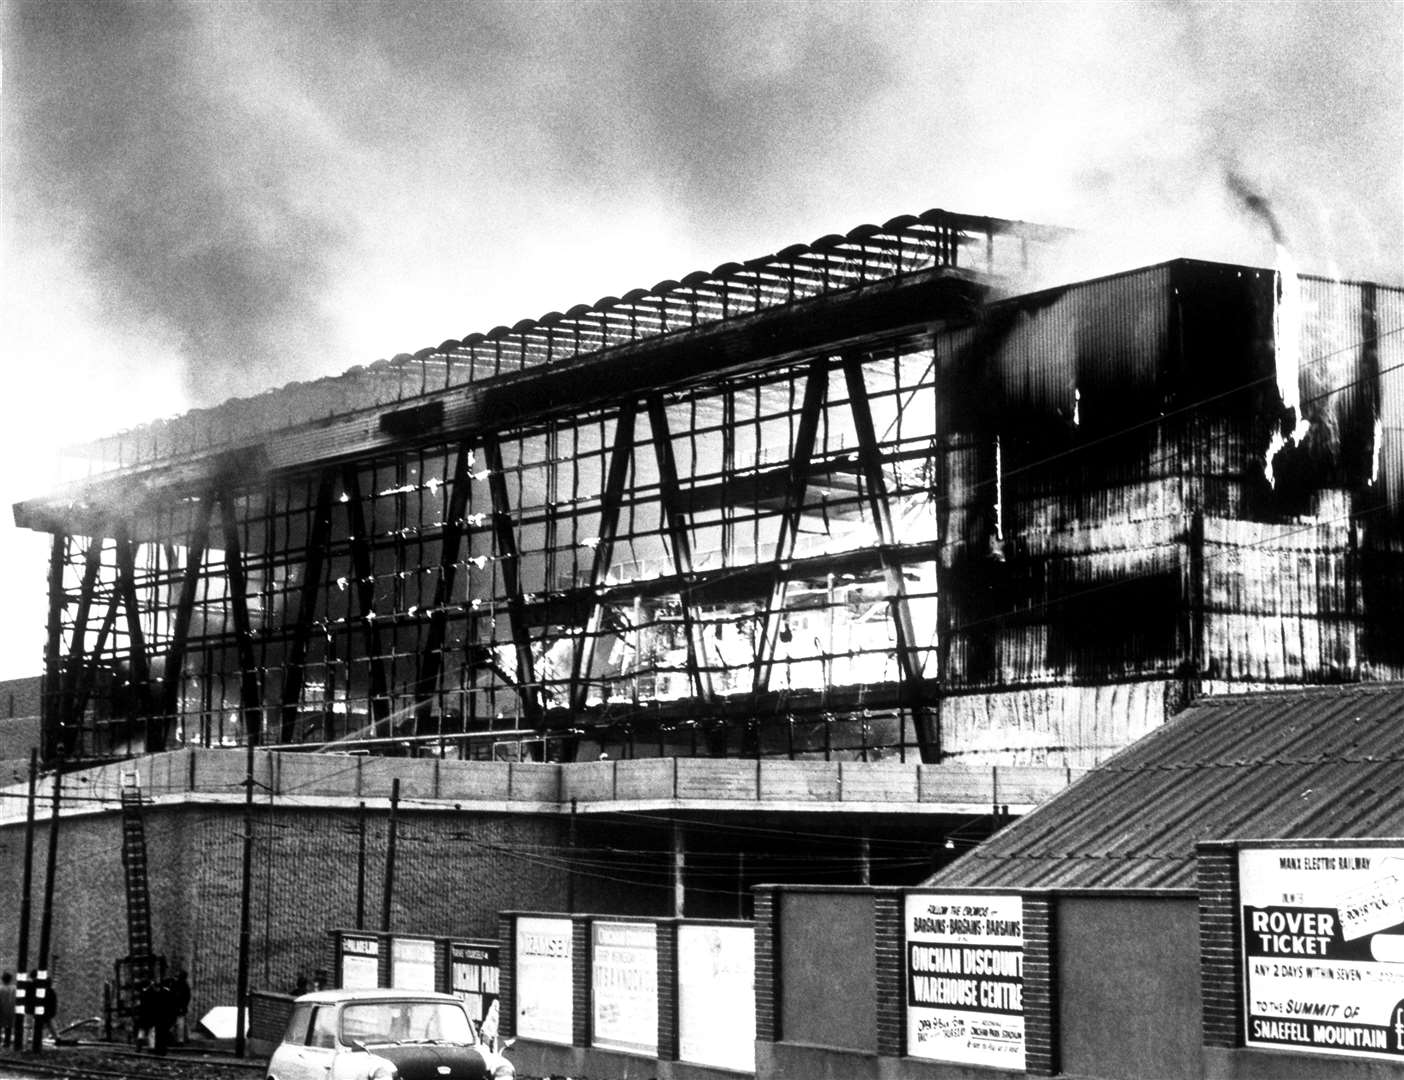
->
[[591, 920, 658, 1055], [677, 923, 754, 1072], [904, 892, 1025, 1069], [340, 934, 380, 989], [390, 936, 436, 990], [449, 941, 500, 1026], [515, 916, 573, 1045], [1240, 845, 1404, 1062]]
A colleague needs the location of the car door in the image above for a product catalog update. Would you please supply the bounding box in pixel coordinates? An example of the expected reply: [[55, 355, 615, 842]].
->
[[275, 1003, 338, 1080]]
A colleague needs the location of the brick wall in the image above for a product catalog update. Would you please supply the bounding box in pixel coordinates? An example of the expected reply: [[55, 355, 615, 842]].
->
[[753, 888, 777, 1043], [655, 920, 678, 1061], [1197, 841, 1241, 1049], [1022, 894, 1058, 1076], [0, 802, 568, 1035], [873, 892, 903, 1058], [571, 919, 590, 1047]]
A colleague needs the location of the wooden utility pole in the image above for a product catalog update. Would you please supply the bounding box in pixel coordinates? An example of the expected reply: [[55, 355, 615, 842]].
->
[[13, 750, 38, 1050], [235, 737, 255, 1058]]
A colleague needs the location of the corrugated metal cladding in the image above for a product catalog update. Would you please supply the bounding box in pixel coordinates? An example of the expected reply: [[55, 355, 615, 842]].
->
[[930, 684, 1404, 891]]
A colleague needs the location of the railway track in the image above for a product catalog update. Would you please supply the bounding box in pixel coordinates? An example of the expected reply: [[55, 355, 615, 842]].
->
[[0, 1045, 264, 1080]]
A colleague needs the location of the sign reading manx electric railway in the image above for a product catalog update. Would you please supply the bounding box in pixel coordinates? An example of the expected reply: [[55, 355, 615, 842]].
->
[[1240, 846, 1404, 1062], [904, 892, 1024, 1069]]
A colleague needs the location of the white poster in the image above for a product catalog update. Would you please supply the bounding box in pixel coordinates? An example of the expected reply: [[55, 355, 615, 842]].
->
[[391, 937, 436, 990], [678, 923, 754, 1072], [1241, 846, 1404, 1062], [904, 892, 1024, 1069], [340, 935, 380, 989], [515, 916, 573, 1045], [591, 920, 658, 1055]]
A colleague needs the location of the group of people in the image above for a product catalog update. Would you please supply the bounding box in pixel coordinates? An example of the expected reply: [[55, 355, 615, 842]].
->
[[0, 969, 58, 1047], [134, 970, 190, 1054]]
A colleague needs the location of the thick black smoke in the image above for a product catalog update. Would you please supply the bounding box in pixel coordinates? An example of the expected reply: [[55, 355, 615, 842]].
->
[[6, 1, 351, 405]]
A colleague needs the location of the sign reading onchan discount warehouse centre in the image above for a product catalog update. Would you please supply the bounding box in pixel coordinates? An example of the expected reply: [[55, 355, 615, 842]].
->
[[1240, 845, 1404, 1062], [904, 892, 1024, 1070]]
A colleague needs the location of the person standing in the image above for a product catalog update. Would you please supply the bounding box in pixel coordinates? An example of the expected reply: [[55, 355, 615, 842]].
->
[[0, 972, 15, 1049], [171, 971, 191, 1045]]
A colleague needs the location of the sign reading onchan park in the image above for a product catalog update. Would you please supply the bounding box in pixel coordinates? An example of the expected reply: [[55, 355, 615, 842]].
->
[[904, 892, 1024, 1070], [1241, 845, 1404, 1062]]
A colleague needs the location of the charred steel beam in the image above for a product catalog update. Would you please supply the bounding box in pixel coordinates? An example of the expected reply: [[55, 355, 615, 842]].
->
[[53, 536, 104, 756], [413, 445, 473, 727], [752, 357, 828, 694], [69, 589, 119, 747], [482, 433, 545, 728], [841, 354, 940, 762], [280, 471, 336, 743], [571, 401, 638, 715], [647, 395, 714, 702], [341, 466, 391, 728], [160, 493, 213, 725], [112, 523, 161, 752], [219, 493, 265, 743], [41, 535, 67, 760]]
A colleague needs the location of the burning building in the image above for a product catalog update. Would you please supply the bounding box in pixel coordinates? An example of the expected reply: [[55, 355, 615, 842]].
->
[[11, 208, 1404, 770]]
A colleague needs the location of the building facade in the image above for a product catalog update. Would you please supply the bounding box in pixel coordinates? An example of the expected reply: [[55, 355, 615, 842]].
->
[[13, 210, 1403, 769]]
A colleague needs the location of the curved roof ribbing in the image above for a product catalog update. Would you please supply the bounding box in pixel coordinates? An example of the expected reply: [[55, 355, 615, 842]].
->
[[67, 209, 1065, 476]]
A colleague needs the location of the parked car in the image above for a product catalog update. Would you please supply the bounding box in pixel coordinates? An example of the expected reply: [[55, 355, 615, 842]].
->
[[267, 989, 513, 1080]]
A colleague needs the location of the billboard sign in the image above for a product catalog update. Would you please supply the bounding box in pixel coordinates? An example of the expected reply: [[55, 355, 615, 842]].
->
[[515, 916, 573, 1045], [340, 934, 380, 989], [591, 920, 658, 1055], [904, 892, 1024, 1069], [677, 923, 754, 1072], [450, 942, 500, 1026], [1241, 845, 1404, 1061], [390, 937, 436, 990]]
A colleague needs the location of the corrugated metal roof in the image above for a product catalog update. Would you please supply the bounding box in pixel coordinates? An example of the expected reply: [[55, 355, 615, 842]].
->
[[930, 683, 1404, 890]]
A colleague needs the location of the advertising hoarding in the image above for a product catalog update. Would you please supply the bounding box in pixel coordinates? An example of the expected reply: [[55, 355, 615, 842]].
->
[[1240, 845, 1404, 1062], [390, 936, 436, 990], [515, 916, 573, 1045], [904, 892, 1024, 1070], [340, 934, 380, 989], [677, 923, 754, 1072], [591, 920, 658, 1055], [449, 942, 500, 1026]]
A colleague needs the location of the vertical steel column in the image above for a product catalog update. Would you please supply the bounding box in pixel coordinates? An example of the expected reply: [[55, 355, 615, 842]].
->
[[414, 446, 473, 726], [159, 496, 213, 741], [113, 524, 157, 751], [646, 395, 714, 702], [752, 358, 828, 694], [570, 401, 637, 714], [42, 535, 68, 761], [340, 466, 392, 729], [59, 538, 106, 750], [481, 434, 544, 728], [219, 494, 265, 743], [841, 355, 940, 762], [281, 472, 335, 743]]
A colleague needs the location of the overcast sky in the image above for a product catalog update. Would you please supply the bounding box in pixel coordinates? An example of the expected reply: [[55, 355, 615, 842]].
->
[[1, 0, 1401, 681]]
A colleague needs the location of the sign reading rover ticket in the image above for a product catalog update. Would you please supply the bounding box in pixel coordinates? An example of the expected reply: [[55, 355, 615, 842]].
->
[[1240, 846, 1404, 1062], [904, 892, 1024, 1069]]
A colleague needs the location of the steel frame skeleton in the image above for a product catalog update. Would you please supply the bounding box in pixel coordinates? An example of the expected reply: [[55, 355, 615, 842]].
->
[[30, 212, 1075, 765]]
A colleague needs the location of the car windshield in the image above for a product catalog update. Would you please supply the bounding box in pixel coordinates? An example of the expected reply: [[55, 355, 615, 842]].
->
[[340, 1000, 475, 1046]]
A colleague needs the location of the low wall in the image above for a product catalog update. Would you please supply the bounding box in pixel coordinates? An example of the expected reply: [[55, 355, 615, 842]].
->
[[760, 885, 1200, 1080], [498, 912, 755, 1080]]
